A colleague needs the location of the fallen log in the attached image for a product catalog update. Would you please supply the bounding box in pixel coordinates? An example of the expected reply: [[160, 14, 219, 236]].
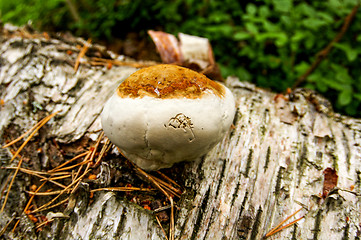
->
[[0, 25, 360, 240]]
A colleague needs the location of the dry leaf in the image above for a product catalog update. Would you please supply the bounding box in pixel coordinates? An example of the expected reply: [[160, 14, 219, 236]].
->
[[322, 167, 338, 197], [148, 30, 182, 64]]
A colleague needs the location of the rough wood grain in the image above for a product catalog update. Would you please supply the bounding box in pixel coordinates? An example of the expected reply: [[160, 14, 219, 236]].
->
[[1, 26, 360, 240]]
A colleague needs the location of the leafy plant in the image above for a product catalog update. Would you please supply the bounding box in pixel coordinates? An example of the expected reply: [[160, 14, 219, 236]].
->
[[1, 0, 360, 117]]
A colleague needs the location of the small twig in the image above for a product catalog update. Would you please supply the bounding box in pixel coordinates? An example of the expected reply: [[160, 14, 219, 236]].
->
[[31, 184, 70, 213], [26, 190, 65, 196], [70, 177, 82, 195], [1, 157, 24, 212], [90, 187, 155, 193], [153, 205, 172, 213], [74, 38, 92, 71], [156, 215, 169, 240], [293, 3, 359, 88]]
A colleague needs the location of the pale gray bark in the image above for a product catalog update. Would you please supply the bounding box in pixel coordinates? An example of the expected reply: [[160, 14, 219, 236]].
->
[[1, 25, 361, 240]]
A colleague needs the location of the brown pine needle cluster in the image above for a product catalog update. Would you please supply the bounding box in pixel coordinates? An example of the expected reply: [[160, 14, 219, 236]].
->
[[130, 162, 179, 240], [88, 57, 156, 69], [1, 110, 184, 238], [74, 38, 92, 71], [264, 207, 305, 238], [72, 38, 155, 72]]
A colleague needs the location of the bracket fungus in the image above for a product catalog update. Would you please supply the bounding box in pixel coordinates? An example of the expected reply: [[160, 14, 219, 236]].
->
[[101, 64, 235, 170]]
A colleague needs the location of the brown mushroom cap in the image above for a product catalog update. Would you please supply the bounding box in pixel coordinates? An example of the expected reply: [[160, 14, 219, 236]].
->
[[117, 64, 225, 99]]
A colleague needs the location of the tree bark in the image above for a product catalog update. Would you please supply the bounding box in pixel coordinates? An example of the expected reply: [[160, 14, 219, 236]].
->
[[1, 26, 360, 240]]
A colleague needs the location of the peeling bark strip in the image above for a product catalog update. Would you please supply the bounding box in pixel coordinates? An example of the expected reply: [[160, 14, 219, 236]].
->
[[1, 28, 361, 239]]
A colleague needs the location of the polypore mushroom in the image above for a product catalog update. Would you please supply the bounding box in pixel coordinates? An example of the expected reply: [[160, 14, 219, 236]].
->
[[101, 64, 235, 171]]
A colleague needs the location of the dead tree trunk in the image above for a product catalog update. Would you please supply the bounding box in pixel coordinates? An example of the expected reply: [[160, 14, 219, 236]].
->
[[1, 26, 360, 240]]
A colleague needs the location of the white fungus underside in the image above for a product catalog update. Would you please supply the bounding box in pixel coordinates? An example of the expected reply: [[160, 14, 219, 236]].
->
[[101, 88, 235, 170]]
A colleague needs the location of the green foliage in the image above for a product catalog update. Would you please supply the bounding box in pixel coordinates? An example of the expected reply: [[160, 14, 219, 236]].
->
[[0, 0, 68, 32], [1, 0, 361, 117]]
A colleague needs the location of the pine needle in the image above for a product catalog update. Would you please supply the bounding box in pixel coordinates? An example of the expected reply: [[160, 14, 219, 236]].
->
[[0, 216, 15, 236], [24, 181, 47, 213], [89, 131, 104, 163], [3, 167, 69, 176], [0, 174, 11, 203], [40, 174, 72, 182], [48, 151, 89, 173], [156, 215, 169, 240], [48, 157, 91, 173], [93, 136, 111, 168], [74, 38, 92, 71], [151, 175, 182, 198], [36, 218, 54, 230], [264, 207, 304, 238], [132, 163, 175, 240], [35, 197, 69, 213], [2, 119, 44, 149], [11, 219, 20, 233], [30, 163, 90, 214], [9, 182, 49, 233], [156, 171, 181, 189], [5, 111, 60, 162], [1, 157, 24, 212], [265, 216, 304, 237], [3, 167, 67, 189]]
